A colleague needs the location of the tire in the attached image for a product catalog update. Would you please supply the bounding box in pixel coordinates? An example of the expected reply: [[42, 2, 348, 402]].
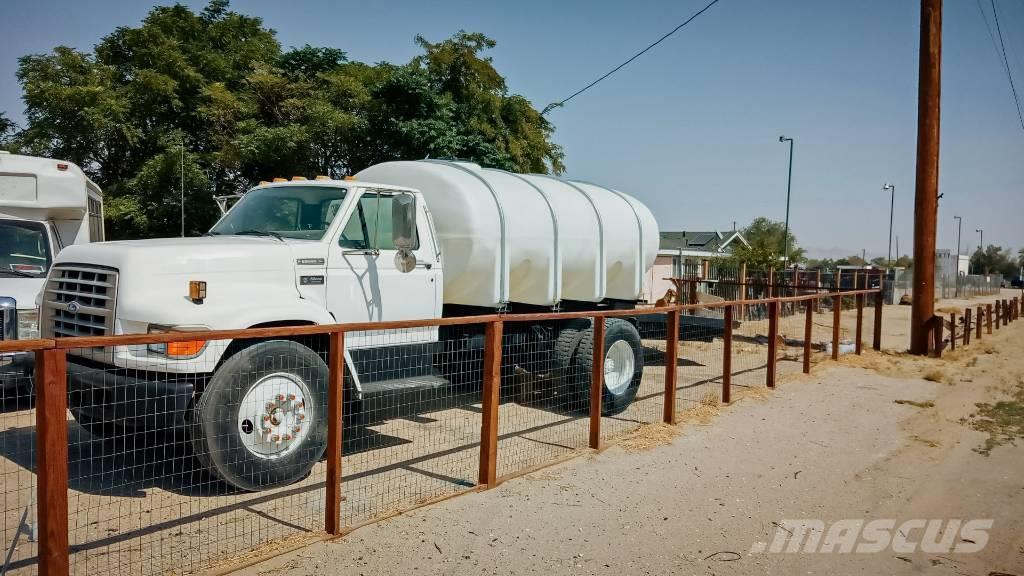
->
[[568, 318, 644, 416], [190, 340, 329, 492]]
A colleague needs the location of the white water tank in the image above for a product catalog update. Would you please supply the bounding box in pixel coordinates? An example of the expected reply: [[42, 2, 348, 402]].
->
[[356, 160, 659, 309]]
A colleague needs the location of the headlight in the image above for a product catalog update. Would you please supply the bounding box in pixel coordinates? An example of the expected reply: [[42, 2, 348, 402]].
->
[[147, 324, 209, 359], [17, 309, 39, 340]]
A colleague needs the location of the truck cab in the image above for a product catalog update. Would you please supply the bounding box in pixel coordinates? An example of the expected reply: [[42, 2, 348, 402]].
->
[[1, 152, 103, 388]]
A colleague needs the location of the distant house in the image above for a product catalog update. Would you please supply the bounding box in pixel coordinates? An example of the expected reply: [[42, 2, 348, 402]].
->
[[643, 230, 750, 303]]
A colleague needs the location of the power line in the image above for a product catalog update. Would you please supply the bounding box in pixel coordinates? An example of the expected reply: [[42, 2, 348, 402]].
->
[[541, 0, 722, 115], [975, 0, 1003, 62], [989, 0, 1024, 130]]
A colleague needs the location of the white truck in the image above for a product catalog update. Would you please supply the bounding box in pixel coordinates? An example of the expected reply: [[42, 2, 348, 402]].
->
[[42, 160, 658, 490], [1, 152, 103, 388]]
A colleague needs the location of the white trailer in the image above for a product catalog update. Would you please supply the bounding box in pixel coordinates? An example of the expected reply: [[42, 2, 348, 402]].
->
[[1, 152, 103, 386], [42, 160, 657, 490]]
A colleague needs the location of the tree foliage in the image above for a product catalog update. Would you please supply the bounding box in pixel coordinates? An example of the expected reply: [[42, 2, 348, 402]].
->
[[6, 2, 563, 238], [729, 217, 805, 270], [970, 245, 1018, 277]]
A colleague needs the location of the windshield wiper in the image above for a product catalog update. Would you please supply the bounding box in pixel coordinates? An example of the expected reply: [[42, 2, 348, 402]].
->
[[235, 229, 285, 242], [0, 269, 38, 278]]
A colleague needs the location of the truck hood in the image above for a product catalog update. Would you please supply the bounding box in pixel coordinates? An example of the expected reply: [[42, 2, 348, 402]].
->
[[55, 236, 298, 274], [0, 277, 44, 310], [51, 236, 330, 329]]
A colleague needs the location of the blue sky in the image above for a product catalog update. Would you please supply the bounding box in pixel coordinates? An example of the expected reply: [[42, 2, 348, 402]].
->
[[2, 0, 1023, 259]]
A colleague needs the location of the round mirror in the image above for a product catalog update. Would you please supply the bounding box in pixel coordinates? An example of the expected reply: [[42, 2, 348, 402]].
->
[[394, 249, 416, 273]]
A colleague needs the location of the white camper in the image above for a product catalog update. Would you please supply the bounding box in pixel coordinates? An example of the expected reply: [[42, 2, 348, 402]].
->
[[1, 152, 103, 385]]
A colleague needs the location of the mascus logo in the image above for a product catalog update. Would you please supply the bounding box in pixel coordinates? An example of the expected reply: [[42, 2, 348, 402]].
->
[[750, 519, 992, 554]]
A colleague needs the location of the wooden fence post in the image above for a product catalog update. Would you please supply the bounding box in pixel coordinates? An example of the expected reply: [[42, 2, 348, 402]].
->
[[478, 320, 503, 486], [987, 303, 993, 334], [589, 318, 605, 449], [976, 306, 983, 340], [855, 293, 864, 355], [803, 298, 813, 373], [326, 331, 345, 535], [815, 270, 822, 313], [739, 263, 748, 319], [873, 289, 883, 351], [767, 301, 779, 388], [36, 348, 69, 576], [995, 302, 1001, 330], [932, 316, 943, 358], [767, 268, 774, 299], [663, 309, 680, 424], [722, 305, 733, 403], [832, 293, 841, 360], [1003, 300, 1010, 326], [949, 312, 956, 350], [964, 308, 971, 346]]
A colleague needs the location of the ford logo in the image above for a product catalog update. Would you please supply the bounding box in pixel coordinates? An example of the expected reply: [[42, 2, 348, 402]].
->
[[67, 301, 81, 313]]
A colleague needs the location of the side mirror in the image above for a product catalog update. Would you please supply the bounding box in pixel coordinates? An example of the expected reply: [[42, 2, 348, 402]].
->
[[392, 193, 417, 273]]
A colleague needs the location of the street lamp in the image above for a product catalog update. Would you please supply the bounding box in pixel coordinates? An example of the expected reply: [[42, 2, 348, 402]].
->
[[883, 184, 894, 267], [975, 228, 984, 274], [954, 216, 962, 297], [778, 136, 794, 265]]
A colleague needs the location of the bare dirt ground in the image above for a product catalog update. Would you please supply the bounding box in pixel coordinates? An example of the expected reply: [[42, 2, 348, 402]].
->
[[237, 290, 1024, 576]]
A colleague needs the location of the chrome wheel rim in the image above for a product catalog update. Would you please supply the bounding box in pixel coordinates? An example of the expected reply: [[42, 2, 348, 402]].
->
[[238, 372, 312, 459], [603, 340, 636, 395]]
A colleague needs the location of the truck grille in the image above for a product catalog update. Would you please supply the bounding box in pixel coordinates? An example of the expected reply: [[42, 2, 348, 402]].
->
[[41, 265, 118, 339]]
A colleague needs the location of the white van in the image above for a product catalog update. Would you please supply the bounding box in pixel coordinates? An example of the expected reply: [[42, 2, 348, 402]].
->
[[1, 152, 103, 386]]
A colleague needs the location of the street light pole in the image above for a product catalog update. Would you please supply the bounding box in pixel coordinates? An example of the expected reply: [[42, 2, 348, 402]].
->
[[779, 136, 794, 265], [975, 228, 983, 274], [954, 215, 962, 297], [883, 184, 895, 267]]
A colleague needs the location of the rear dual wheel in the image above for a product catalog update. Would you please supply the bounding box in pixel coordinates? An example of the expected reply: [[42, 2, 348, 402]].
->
[[555, 318, 644, 416]]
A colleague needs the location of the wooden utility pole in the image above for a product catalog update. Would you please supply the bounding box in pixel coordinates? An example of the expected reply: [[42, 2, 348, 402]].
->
[[910, 0, 942, 355]]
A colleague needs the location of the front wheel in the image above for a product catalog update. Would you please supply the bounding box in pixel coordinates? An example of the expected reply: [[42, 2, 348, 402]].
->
[[191, 340, 328, 491]]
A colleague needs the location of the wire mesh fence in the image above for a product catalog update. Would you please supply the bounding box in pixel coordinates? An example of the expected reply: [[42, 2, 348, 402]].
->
[[0, 288, 889, 576], [0, 364, 36, 576]]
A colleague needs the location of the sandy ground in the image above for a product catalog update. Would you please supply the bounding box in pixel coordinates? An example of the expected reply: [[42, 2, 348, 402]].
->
[[235, 290, 1024, 576]]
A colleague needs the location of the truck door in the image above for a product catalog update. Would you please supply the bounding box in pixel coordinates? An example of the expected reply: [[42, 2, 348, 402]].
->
[[326, 190, 440, 346]]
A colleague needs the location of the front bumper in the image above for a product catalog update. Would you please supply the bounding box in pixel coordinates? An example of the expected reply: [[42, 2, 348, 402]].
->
[[67, 360, 202, 431], [0, 352, 33, 390]]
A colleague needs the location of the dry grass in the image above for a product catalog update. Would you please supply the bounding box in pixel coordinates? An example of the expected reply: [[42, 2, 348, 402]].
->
[[677, 392, 721, 424], [731, 384, 772, 403], [616, 422, 681, 453], [923, 369, 949, 384]]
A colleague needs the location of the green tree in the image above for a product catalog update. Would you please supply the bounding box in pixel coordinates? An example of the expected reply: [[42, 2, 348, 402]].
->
[[0, 111, 16, 147], [970, 245, 1016, 276], [730, 217, 805, 269], [12, 2, 562, 239]]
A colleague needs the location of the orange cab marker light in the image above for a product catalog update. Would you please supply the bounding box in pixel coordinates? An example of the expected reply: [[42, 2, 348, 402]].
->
[[272, 177, 287, 182], [343, 176, 356, 181], [189, 280, 207, 304], [167, 340, 207, 358], [291, 176, 307, 181], [315, 175, 330, 180], [259, 180, 269, 185]]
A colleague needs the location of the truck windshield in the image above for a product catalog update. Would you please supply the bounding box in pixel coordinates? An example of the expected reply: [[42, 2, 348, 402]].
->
[[0, 219, 52, 278], [209, 185, 348, 240]]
